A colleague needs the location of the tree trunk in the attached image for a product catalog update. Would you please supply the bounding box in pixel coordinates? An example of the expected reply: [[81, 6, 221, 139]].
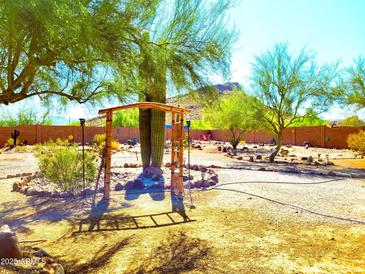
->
[[229, 128, 243, 150], [139, 108, 151, 169], [269, 131, 283, 162]]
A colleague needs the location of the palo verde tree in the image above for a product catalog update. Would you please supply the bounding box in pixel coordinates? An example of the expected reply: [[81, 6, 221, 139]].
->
[[251, 43, 337, 162], [134, 0, 235, 169], [203, 90, 260, 149], [338, 57, 365, 109], [0, 0, 156, 106]]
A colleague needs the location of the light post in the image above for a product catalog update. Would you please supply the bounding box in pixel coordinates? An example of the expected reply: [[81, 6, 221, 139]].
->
[[79, 118, 86, 195], [186, 120, 195, 209]]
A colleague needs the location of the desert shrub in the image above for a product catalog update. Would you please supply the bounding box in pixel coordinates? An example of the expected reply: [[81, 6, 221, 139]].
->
[[6, 137, 20, 147], [93, 134, 120, 150], [15, 145, 27, 152], [93, 134, 106, 146], [348, 130, 365, 153], [35, 140, 97, 192]]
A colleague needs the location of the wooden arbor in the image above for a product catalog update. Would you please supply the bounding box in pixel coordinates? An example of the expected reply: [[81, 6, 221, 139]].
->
[[98, 102, 191, 201]]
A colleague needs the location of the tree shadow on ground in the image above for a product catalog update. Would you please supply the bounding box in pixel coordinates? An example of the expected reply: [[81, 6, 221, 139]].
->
[[0, 195, 131, 230], [127, 232, 210, 274], [59, 236, 132, 274]]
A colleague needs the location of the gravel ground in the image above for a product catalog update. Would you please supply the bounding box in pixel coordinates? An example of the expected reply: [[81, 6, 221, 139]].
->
[[1, 145, 365, 273]]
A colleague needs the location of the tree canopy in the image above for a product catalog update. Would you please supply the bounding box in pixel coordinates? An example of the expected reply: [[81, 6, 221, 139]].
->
[[0, 0, 157, 106], [338, 57, 365, 109], [203, 90, 260, 149], [289, 108, 328, 127], [250, 43, 337, 161], [338, 115, 365, 127]]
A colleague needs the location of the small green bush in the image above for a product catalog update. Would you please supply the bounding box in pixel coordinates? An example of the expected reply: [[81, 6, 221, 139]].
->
[[6, 137, 20, 147], [15, 145, 27, 153], [92, 134, 120, 150], [35, 140, 97, 192], [348, 130, 365, 153], [93, 134, 106, 146]]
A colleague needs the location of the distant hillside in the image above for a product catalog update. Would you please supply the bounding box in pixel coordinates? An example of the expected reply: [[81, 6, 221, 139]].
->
[[167, 82, 241, 120]]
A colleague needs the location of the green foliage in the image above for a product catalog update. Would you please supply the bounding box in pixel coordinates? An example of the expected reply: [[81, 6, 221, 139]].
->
[[338, 115, 365, 127], [136, 0, 235, 168], [68, 121, 81, 126], [35, 139, 97, 192], [15, 145, 27, 153], [0, 0, 157, 105], [251, 43, 338, 161], [338, 57, 365, 109], [0, 109, 52, 126], [348, 130, 365, 153], [203, 90, 261, 149], [289, 108, 329, 127], [92, 133, 120, 150], [93, 134, 106, 146], [113, 109, 139, 128], [6, 137, 20, 147], [189, 120, 212, 130]]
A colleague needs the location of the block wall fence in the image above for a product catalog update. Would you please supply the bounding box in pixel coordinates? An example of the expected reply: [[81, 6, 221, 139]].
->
[[0, 125, 363, 149]]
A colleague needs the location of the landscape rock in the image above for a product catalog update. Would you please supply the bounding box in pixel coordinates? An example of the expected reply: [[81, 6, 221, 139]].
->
[[124, 180, 134, 190], [133, 178, 144, 189], [12, 182, 22, 192], [242, 146, 249, 152], [143, 167, 163, 178], [114, 183, 124, 191], [210, 175, 218, 183], [0, 225, 22, 259]]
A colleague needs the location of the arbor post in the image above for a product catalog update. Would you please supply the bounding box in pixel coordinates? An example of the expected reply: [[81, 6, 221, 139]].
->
[[104, 111, 113, 200]]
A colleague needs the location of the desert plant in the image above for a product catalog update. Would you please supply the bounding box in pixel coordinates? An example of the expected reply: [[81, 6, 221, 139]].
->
[[35, 140, 97, 192], [6, 137, 20, 147], [15, 146, 27, 153], [348, 130, 365, 153], [251, 43, 338, 162], [203, 90, 261, 149], [93, 134, 106, 146], [92, 134, 120, 151], [11, 130, 20, 146]]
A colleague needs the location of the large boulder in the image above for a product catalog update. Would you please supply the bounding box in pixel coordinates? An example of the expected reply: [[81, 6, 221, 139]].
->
[[143, 167, 163, 178], [0, 225, 22, 259]]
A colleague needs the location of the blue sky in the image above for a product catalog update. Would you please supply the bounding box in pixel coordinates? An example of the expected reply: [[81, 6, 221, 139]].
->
[[2, 0, 365, 124], [226, 0, 365, 120]]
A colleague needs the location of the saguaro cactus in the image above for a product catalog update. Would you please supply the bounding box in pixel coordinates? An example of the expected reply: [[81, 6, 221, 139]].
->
[[139, 108, 151, 169], [11, 130, 20, 146], [150, 109, 165, 167]]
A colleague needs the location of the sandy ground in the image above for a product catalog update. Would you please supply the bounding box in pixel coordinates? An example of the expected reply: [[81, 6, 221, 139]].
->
[[0, 147, 365, 273]]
